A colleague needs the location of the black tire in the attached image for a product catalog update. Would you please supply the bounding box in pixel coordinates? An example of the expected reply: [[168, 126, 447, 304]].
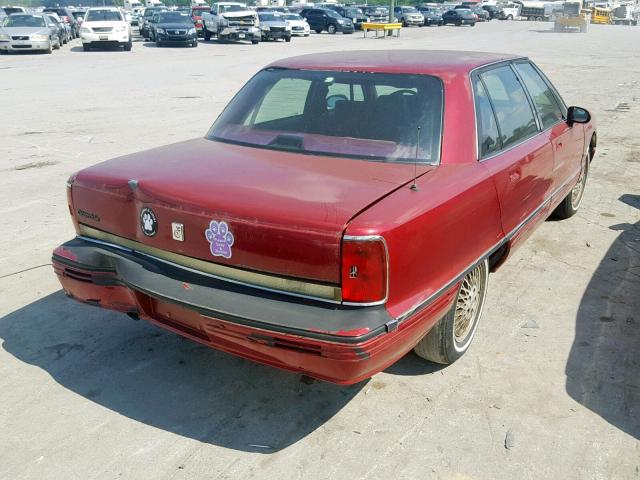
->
[[414, 259, 489, 364], [155, 41, 162, 47], [218, 34, 227, 43], [251, 39, 259, 44], [552, 152, 590, 219], [285, 35, 291, 42], [83, 43, 90, 51], [402, 18, 407, 27], [192, 40, 198, 47], [204, 27, 211, 41], [315, 28, 322, 34], [124, 41, 132, 51], [507, 14, 513, 20], [45, 41, 53, 53], [470, 22, 476, 26], [54, 38, 61, 49], [327, 23, 337, 34]]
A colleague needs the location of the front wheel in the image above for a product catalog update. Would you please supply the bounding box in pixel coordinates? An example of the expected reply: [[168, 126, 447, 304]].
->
[[414, 259, 489, 364], [284, 35, 291, 42], [507, 14, 513, 20], [251, 39, 259, 44], [552, 152, 590, 219]]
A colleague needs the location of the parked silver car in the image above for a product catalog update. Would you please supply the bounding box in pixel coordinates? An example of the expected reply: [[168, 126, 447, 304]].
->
[[258, 12, 292, 41], [0, 13, 61, 53]]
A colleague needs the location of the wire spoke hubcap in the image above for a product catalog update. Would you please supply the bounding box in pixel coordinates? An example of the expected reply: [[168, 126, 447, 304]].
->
[[454, 264, 486, 346], [571, 155, 589, 210]]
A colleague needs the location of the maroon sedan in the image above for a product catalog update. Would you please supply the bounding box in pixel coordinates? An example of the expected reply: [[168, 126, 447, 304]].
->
[[53, 51, 596, 384]]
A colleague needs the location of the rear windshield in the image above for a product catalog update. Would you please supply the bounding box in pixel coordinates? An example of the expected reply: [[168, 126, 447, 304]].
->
[[259, 13, 280, 21], [219, 4, 245, 13], [158, 12, 192, 23], [86, 10, 123, 21], [208, 69, 443, 164], [4, 15, 45, 27]]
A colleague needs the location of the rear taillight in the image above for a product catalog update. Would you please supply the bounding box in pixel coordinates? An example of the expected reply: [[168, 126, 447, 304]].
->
[[341, 236, 388, 305]]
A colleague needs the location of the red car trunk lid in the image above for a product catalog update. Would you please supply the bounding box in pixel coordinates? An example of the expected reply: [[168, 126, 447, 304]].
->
[[71, 138, 428, 284]]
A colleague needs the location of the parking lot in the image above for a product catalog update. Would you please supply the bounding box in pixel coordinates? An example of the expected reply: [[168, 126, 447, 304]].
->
[[1, 20, 639, 479]]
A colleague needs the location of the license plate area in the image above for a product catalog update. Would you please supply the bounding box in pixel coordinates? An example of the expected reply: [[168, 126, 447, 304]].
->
[[238, 33, 245, 38], [99, 35, 108, 40]]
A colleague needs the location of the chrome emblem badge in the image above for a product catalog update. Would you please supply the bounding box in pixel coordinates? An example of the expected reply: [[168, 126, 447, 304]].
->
[[172, 222, 185, 242]]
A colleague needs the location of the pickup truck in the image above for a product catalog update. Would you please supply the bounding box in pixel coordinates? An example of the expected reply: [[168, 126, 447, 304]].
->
[[202, 2, 260, 44]]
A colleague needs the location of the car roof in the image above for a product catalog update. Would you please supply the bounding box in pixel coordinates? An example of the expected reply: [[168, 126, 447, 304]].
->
[[268, 50, 524, 76]]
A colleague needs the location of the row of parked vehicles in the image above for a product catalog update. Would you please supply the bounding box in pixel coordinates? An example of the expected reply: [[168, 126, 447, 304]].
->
[[0, 0, 539, 53], [0, 7, 133, 53]]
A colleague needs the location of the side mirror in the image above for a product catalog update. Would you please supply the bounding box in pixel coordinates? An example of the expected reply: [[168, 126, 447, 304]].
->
[[567, 106, 591, 126]]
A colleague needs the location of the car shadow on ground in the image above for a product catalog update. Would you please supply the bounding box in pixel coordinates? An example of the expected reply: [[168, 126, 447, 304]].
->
[[565, 193, 640, 440], [0, 291, 369, 452]]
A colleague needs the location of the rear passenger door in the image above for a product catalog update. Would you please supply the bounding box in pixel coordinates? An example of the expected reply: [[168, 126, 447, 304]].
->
[[513, 61, 584, 192], [473, 63, 555, 238]]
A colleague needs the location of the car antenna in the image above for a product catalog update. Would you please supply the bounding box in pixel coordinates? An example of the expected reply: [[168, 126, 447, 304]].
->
[[410, 126, 420, 191]]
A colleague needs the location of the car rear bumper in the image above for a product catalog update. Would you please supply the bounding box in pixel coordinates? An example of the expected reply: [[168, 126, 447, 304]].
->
[[52, 236, 454, 384], [0, 39, 51, 51], [81, 32, 130, 43], [157, 33, 197, 44]]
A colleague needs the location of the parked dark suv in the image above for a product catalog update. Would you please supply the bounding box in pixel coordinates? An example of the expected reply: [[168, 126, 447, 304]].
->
[[326, 5, 367, 29], [300, 8, 354, 34], [43, 7, 79, 38]]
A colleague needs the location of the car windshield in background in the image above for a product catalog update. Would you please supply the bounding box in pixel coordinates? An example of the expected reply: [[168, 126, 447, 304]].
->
[[4, 7, 25, 15], [283, 13, 303, 20], [259, 13, 280, 21], [402, 7, 418, 13], [209, 69, 443, 164], [158, 13, 192, 23], [86, 10, 123, 22], [219, 4, 245, 13], [344, 8, 363, 17], [4, 15, 45, 27]]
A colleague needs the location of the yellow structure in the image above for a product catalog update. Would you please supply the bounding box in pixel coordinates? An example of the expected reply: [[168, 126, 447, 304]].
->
[[362, 22, 403, 38], [591, 7, 612, 24]]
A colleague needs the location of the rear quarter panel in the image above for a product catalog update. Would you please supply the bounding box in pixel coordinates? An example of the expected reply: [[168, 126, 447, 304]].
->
[[345, 72, 504, 321]]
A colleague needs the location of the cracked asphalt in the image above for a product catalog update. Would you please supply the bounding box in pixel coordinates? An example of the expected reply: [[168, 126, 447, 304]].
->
[[1, 20, 639, 480]]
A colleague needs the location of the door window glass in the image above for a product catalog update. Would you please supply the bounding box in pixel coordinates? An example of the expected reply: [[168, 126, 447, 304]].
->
[[473, 77, 501, 157], [480, 66, 538, 149], [514, 62, 564, 129]]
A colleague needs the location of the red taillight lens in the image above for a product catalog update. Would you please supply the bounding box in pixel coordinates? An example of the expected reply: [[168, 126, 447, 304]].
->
[[341, 237, 388, 304]]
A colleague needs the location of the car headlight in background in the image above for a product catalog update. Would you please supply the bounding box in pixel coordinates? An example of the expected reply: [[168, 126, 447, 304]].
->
[[31, 34, 49, 40], [115, 25, 126, 32], [261, 25, 269, 31], [80, 27, 91, 33], [188, 28, 196, 34], [0, 34, 9, 40], [156, 27, 165, 34], [337, 19, 345, 24]]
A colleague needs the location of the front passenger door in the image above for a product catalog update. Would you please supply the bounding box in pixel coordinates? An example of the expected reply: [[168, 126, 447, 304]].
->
[[513, 61, 584, 192]]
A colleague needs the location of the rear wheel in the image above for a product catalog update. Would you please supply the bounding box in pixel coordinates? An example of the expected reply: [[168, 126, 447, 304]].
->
[[507, 14, 513, 20], [414, 259, 489, 364], [204, 27, 211, 41], [284, 35, 291, 42], [552, 152, 590, 219], [315, 28, 322, 33], [327, 23, 337, 34], [251, 39, 259, 44], [124, 40, 132, 51]]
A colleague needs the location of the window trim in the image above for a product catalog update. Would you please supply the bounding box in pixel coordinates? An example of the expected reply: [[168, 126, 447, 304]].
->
[[470, 59, 569, 162]]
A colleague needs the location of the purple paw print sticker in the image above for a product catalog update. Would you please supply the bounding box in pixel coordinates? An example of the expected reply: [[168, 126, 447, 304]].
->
[[204, 220, 234, 259]]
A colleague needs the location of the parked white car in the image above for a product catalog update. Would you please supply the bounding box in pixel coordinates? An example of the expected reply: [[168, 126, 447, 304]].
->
[[80, 7, 132, 51], [282, 12, 310, 36]]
